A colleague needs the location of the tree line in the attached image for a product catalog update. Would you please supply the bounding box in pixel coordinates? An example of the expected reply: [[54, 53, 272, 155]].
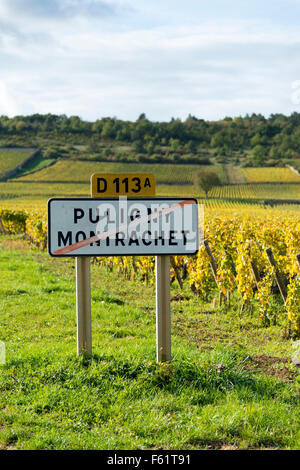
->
[[1, 112, 300, 166]]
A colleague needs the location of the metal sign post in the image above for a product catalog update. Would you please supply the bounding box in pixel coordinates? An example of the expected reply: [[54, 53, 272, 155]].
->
[[47, 192, 199, 362], [156, 255, 171, 362], [75, 184, 93, 357], [76, 256, 92, 356]]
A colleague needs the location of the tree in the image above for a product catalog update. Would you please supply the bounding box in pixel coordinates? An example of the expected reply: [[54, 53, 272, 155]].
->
[[210, 131, 228, 148], [145, 139, 156, 155], [101, 120, 116, 140], [185, 140, 197, 153], [249, 145, 268, 165], [195, 171, 221, 199], [132, 139, 145, 153], [169, 138, 181, 152]]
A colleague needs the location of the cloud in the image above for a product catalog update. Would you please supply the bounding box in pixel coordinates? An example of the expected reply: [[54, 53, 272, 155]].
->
[[0, 80, 19, 116], [0, 0, 117, 20], [0, 4, 300, 121]]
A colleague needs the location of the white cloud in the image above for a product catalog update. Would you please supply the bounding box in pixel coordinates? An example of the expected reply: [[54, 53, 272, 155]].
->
[[0, 3, 300, 120], [0, 80, 19, 115], [0, 0, 118, 20]]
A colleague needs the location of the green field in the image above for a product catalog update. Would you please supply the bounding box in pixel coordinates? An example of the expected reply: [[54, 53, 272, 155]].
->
[[0, 150, 297, 207], [242, 167, 300, 183], [13, 160, 228, 185], [10, 160, 300, 186], [0, 236, 299, 450], [0, 150, 34, 180], [1, 181, 300, 212]]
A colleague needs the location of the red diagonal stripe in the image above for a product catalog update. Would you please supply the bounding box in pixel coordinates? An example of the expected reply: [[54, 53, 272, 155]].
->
[[53, 199, 194, 255]]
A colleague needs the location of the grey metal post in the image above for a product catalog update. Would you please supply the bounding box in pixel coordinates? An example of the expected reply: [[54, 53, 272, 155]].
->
[[156, 255, 171, 362]]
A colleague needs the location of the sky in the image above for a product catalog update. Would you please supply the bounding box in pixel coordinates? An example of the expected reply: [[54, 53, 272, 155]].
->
[[1, 0, 300, 122]]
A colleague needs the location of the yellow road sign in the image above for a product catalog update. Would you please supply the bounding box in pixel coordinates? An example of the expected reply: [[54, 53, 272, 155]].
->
[[91, 173, 156, 197]]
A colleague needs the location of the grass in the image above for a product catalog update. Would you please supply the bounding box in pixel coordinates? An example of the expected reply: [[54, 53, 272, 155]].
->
[[13, 160, 228, 185], [0, 235, 299, 450], [0, 150, 33, 179], [12, 153, 55, 179]]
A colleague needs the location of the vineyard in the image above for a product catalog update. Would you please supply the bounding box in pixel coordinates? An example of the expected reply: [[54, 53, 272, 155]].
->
[[2, 158, 300, 338], [0, 149, 34, 180], [13, 160, 228, 185], [1, 158, 300, 340], [242, 167, 300, 183], [207, 183, 300, 200], [1, 156, 300, 450], [1, 204, 299, 337], [13, 160, 300, 185], [3, 181, 300, 212]]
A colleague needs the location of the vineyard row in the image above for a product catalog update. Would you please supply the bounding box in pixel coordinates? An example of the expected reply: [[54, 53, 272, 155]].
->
[[0, 208, 299, 336]]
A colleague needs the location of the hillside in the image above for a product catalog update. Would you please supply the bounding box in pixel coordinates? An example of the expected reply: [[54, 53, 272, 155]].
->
[[0, 150, 299, 210], [13, 160, 228, 185], [0, 148, 36, 180], [1, 112, 300, 169]]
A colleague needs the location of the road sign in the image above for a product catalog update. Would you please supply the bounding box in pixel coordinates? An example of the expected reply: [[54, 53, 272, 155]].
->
[[91, 173, 156, 197], [76, 172, 155, 358], [48, 197, 199, 257]]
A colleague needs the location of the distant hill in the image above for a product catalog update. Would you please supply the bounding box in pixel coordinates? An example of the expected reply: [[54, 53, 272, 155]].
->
[[0, 148, 38, 180], [1, 112, 300, 168]]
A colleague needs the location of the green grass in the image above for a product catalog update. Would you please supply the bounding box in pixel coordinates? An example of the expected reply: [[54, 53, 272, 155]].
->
[[0, 150, 33, 179], [13, 160, 228, 185], [0, 235, 299, 450], [12, 153, 55, 179]]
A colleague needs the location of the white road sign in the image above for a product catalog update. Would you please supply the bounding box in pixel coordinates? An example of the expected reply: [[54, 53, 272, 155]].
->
[[48, 197, 199, 257]]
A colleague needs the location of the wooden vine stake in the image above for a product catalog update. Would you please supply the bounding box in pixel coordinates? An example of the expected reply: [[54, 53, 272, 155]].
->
[[203, 239, 226, 305], [249, 259, 263, 316], [170, 256, 183, 290], [296, 253, 300, 270], [0, 217, 6, 234], [292, 253, 300, 337], [250, 260, 261, 286], [265, 248, 287, 303]]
